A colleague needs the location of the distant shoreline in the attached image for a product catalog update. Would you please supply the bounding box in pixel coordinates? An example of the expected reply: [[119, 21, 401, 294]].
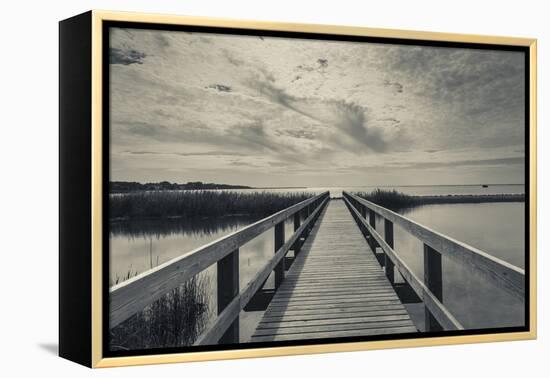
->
[[110, 181, 525, 194], [354, 189, 525, 212]]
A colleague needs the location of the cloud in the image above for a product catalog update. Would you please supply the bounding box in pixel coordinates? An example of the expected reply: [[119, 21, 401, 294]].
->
[[155, 33, 170, 48], [317, 58, 328, 69], [383, 80, 403, 93], [226, 120, 290, 153], [383, 46, 524, 119], [275, 128, 316, 140], [206, 84, 232, 92], [247, 77, 388, 152], [122, 150, 247, 157], [109, 48, 146, 65], [389, 156, 525, 169], [376, 117, 401, 126]]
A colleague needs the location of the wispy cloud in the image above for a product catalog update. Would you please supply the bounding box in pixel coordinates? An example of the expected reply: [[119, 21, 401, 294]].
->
[[109, 47, 147, 65], [122, 150, 248, 157], [247, 77, 388, 153]]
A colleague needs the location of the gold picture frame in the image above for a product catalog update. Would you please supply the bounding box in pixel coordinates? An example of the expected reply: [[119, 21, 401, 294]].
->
[[59, 10, 537, 368]]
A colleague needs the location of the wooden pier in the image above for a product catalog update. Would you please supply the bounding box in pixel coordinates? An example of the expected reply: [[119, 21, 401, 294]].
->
[[109, 191, 525, 346], [251, 200, 416, 342]]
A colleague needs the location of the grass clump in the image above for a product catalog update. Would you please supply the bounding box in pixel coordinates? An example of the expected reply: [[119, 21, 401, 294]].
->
[[109, 276, 210, 350], [354, 189, 525, 212], [354, 189, 415, 211]]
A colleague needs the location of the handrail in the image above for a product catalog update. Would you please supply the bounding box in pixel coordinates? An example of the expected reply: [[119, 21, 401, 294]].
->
[[110, 191, 330, 329], [194, 195, 329, 345], [343, 191, 525, 300], [343, 195, 463, 330]]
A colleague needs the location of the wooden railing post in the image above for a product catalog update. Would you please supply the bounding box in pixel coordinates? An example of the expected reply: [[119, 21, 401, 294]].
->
[[368, 210, 379, 260], [306, 204, 313, 235], [369, 209, 375, 228], [217, 248, 239, 343], [360, 204, 367, 218], [384, 219, 395, 284], [293, 212, 301, 254], [424, 244, 443, 332], [274, 221, 285, 289]]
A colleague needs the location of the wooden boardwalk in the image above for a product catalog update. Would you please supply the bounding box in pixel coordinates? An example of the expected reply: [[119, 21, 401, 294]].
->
[[112, 190, 523, 346], [251, 199, 417, 342]]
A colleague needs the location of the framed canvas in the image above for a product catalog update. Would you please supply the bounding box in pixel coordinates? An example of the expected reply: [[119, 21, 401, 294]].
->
[[59, 10, 537, 368]]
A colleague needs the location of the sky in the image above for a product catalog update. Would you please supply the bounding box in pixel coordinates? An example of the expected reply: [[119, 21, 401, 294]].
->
[[109, 27, 526, 187]]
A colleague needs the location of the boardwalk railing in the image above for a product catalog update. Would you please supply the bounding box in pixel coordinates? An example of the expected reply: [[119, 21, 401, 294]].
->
[[343, 191, 525, 332], [109, 191, 330, 344]]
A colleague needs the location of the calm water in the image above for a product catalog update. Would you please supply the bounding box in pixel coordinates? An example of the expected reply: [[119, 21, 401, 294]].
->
[[391, 202, 525, 330], [110, 184, 526, 341]]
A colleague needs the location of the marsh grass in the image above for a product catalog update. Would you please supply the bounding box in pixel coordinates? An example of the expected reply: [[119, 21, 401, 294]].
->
[[110, 190, 313, 220], [109, 214, 259, 240], [354, 189, 525, 212], [109, 275, 211, 350]]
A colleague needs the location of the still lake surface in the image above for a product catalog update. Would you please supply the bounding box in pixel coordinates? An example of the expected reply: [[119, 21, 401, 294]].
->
[[110, 184, 526, 341]]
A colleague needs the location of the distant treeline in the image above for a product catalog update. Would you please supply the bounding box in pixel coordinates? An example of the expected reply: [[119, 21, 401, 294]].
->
[[354, 189, 525, 212], [110, 190, 313, 220], [110, 181, 252, 193]]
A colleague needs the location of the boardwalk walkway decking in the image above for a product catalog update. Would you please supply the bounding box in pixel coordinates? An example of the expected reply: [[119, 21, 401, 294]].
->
[[251, 199, 417, 342]]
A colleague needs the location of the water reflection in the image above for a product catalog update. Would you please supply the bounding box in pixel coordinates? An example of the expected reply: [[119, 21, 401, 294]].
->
[[110, 216, 260, 285], [110, 215, 262, 240], [390, 202, 525, 330]]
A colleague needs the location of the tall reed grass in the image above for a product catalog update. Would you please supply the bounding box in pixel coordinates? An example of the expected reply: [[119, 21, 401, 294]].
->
[[109, 276, 210, 350], [110, 190, 313, 220], [354, 189, 525, 212]]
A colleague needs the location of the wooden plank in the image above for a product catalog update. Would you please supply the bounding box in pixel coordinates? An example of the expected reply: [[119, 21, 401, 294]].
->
[[288, 265, 381, 270], [252, 200, 416, 341], [280, 280, 392, 288], [286, 274, 384, 280], [262, 304, 408, 318], [268, 294, 399, 307], [262, 299, 403, 313], [257, 315, 412, 330], [344, 192, 525, 299], [263, 303, 405, 315], [284, 274, 387, 281], [274, 286, 394, 296], [271, 293, 396, 303], [272, 287, 395, 297], [110, 191, 329, 328], [254, 319, 414, 336], [277, 284, 392, 292], [251, 326, 418, 342], [261, 309, 409, 323]]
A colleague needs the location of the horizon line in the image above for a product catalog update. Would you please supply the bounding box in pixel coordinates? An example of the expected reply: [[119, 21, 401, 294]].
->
[[110, 180, 525, 188]]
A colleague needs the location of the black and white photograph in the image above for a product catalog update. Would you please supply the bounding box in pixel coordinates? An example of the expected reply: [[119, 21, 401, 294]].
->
[[106, 24, 528, 354]]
